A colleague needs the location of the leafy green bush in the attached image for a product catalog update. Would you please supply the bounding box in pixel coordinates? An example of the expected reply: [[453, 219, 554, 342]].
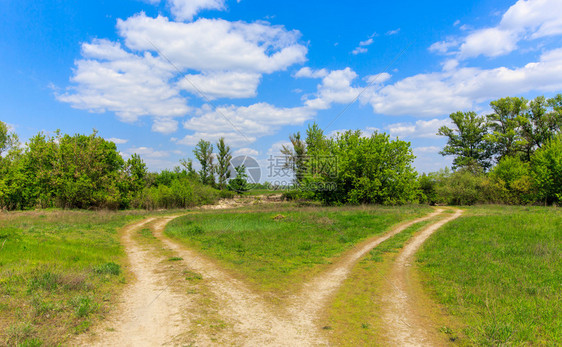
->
[[489, 156, 535, 204], [532, 133, 562, 205]]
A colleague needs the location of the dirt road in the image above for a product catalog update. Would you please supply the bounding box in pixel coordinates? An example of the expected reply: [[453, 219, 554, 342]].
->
[[76, 208, 462, 346]]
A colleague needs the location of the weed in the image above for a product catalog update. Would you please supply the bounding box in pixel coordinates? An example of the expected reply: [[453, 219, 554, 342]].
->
[[71, 295, 97, 318], [168, 257, 183, 261], [93, 262, 121, 276]]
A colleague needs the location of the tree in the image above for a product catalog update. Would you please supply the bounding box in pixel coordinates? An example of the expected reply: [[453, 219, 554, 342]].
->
[[486, 96, 528, 160], [302, 129, 419, 205], [215, 137, 232, 190], [0, 121, 19, 159], [518, 95, 562, 161], [437, 111, 493, 171], [281, 132, 307, 184], [227, 165, 250, 193], [531, 133, 562, 205], [180, 158, 198, 180], [193, 139, 215, 187]]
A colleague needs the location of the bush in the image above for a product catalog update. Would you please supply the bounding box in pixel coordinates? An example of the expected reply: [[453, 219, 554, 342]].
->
[[489, 156, 535, 204], [434, 168, 489, 205], [532, 133, 562, 205]]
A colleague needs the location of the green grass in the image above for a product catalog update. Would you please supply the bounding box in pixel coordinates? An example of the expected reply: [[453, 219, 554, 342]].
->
[[0, 210, 149, 346], [417, 206, 562, 346], [165, 205, 432, 292], [324, 216, 442, 345]]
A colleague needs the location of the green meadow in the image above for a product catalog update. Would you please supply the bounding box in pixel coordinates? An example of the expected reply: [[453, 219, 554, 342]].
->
[[417, 206, 562, 345], [165, 204, 432, 292], [0, 210, 147, 346]]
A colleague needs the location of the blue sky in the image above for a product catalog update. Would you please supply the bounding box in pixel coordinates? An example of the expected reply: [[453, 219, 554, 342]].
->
[[2, 0, 562, 179]]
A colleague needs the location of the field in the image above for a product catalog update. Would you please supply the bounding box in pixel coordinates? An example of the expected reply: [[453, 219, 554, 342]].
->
[[1, 204, 560, 345], [0, 210, 152, 346], [164, 204, 432, 293], [417, 206, 562, 345]]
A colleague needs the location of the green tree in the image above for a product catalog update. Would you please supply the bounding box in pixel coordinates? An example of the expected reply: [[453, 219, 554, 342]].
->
[[215, 137, 232, 190], [193, 139, 215, 186], [281, 132, 307, 184], [227, 165, 250, 193], [531, 133, 562, 205], [303, 130, 418, 205], [437, 111, 493, 171], [486, 96, 528, 160]]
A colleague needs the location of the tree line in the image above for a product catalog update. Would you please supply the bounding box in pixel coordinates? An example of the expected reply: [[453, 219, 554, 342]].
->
[[0, 124, 250, 211], [1, 93, 559, 210], [425, 94, 562, 205]]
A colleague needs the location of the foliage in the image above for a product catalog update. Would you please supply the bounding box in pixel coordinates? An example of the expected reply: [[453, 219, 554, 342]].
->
[[193, 139, 215, 187], [300, 127, 419, 205], [215, 137, 232, 190], [489, 156, 535, 204], [227, 165, 250, 193], [531, 133, 562, 205], [437, 111, 493, 170]]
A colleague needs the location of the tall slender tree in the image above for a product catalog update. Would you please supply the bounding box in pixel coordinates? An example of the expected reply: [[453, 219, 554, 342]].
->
[[281, 132, 307, 184], [193, 139, 215, 186], [215, 137, 232, 190]]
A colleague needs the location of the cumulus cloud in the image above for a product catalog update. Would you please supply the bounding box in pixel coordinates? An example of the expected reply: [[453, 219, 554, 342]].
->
[[58, 12, 307, 134], [180, 102, 315, 147], [107, 137, 129, 144], [178, 71, 261, 99], [304, 68, 361, 110], [432, 0, 562, 59], [364, 47, 562, 116], [294, 67, 329, 79], [384, 118, 452, 139], [233, 147, 259, 156], [167, 0, 226, 21], [56, 39, 189, 131], [118, 14, 306, 74]]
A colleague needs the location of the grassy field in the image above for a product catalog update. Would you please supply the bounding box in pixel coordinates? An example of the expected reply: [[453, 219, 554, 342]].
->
[[417, 206, 562, 345], [0, 210, 150, 346], [165, 204, 432, 293]]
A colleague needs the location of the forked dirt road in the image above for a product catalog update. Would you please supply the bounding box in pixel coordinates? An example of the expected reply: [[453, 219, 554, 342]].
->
[[76, 208, 463, 346]]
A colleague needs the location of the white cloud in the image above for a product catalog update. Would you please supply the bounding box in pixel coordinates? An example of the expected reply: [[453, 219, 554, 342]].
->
[[181, 102, 315, 146], [178, 71, 261, 99], [124, 146, 170, 158], [386, 28, 400, 35], [294, 67, 329, 79], [365, 72, 391, 84], [459, 27, 517, 58], [359, 38, 374, 46], [118, 14, 306, 74], [56, 39, 189, 133], [385, 118, 452, 139], [166, 0, 226, 21], [412, 146, 453, 173], [432, 0, 562, 59], [351, 47, 368, 55], [364, 48, 562, 116], [107, 137, 129, 144], [304, 68, 360, 110], [233, 148, 259, 157], [152, 117, 179, 134], [58, 13, 307, 134]]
